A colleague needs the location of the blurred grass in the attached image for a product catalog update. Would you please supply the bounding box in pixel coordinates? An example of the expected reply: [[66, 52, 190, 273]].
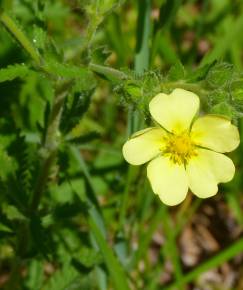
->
[[0, 1, 243, 290]]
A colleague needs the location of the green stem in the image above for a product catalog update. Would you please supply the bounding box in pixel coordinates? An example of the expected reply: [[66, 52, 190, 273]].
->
[[175, 198, 202, 236], [89, 217, 131, 290], [30, 81, 71, 211], [70, 145, 106, 236], [130, 206, 165, 268], [118, 0, 152, 237], [83, 16, 101, 53], [0, 11, 41, 65], [30, 152, 56, 211], [135, 0, 151, 73], [162, 206, 184, 288], [118, 166, 135, 231], [165, 237, 243, 290]]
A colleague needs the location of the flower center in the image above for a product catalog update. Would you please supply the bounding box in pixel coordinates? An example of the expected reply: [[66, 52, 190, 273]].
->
[[164, 132, 197, 165]]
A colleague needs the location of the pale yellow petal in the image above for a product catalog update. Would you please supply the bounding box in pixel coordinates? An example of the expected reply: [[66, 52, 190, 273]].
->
[[149, 88, 200, 133], [186, 148, 235, 198], [147, 156, 188, 206], [191, 115, 240, 153], [122, 127, 166, 165]]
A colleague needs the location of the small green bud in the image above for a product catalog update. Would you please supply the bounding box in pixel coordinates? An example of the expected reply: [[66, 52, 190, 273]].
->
[[125, 83, 141, 98]]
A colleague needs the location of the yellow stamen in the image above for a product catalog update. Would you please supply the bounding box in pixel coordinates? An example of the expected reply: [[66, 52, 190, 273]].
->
[[163, 132, 197, 165]]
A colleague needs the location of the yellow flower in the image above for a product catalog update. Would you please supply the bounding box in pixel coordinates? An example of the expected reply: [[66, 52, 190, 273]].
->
[[122, 88, 240, 206]]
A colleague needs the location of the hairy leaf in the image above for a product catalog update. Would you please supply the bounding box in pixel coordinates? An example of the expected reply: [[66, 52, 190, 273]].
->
[[0, 63, 30, 83], [43, 61, 96, 90]]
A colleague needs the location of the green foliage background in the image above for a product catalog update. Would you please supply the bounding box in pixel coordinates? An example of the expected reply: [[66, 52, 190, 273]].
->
[[0, 0, 243, 289]]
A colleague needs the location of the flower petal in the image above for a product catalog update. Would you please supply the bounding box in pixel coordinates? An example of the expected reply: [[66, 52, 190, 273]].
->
[[149, 88, 200, 133], [191, 115, 240, 153], [186, 148, 235, 198], [147, 156, 188, 206], [122, 127, 166, 165]]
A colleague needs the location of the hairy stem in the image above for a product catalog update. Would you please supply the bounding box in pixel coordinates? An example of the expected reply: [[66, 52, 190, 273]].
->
[[30, 81, 71, 212], [0, 11, 41, 65]]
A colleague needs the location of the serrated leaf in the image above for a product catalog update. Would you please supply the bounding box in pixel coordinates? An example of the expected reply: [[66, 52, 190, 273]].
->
[[52, 201, 89, 220], [43, 263, 82, 290], [0, 64, 30, 83], [186, 61, 216, 82], [76, 247, 102, 268], [29, 215, 54, 258], [206, 62, 233, 88], [168, 61, 185, 81], [8, 133, 34, 196], [43, 62, 96, 90], [60, 89, 95, 134], [1, 203, 26, 221], [208, 90, 230, 106]]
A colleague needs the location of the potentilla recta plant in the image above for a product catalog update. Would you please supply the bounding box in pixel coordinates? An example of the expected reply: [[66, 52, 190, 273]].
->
[[123, 88, 240, 206]]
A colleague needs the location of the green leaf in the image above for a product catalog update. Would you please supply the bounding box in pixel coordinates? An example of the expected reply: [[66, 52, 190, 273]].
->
[[186, 61, 216, 82], [68, 131, 100, 144], [8, 133, 34, 197], [89, 217, 131, 290], [89, 63, 127, 82], [43, 263, 83, 290], [135, 0, 151, 73], [24, 260, 44, 290], [231, 79, 243, 101], [1, 203, 26, 221], [206, 62, 233, 88], [52, 200, 88, 220], [0, 63, 30, 83], [0, 222, 13, 233], [89, 0, 124, 15], [75, 247, 102, 268], [157, 0, 182, 30], [167, 61, 185, 81], [166, 238, 243, 290], [210, 102, 235, 119], [201, 15, 243, 66], [29, 215, 54, 258], [43, 62, 96, 90], [208, 89, 230, 106], [0, 144, 15, 180], [91, 46, 111, 65], [32, 25, 47, 50], [60, 88, 95, 134]]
